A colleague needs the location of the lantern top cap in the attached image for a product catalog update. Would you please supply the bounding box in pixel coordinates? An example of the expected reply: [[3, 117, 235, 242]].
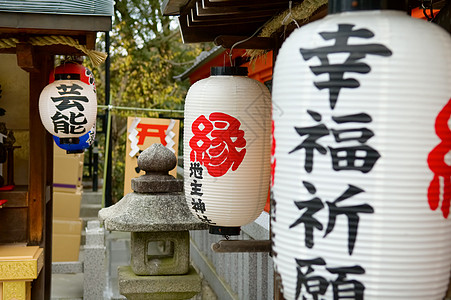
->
[[328, 0, 408, 14], [210, 66, 248, 76]]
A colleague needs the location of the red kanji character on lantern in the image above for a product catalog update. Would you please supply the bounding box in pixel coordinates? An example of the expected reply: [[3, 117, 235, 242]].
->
[[190, 112, 246, 177], [428, 99, 451, 218], [271, 119, 276, 187]]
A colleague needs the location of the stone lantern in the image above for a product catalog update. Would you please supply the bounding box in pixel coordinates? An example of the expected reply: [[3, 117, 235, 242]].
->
[[99, 143, 207, 300]]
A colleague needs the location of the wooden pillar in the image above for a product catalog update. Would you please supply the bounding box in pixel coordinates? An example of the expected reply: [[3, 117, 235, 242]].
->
[[26, 51, 53, 300]]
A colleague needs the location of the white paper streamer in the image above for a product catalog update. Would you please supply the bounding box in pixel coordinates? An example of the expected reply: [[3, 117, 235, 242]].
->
[[165, 119, 176, 153], [128, 117, 141, 157]]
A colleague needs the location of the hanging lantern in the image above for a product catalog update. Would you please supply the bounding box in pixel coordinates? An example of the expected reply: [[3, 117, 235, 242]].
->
[[49, 61, 97, 152], [184, 67, 271, 235], [271, 1, 451, 299], [39, 79, 97, 142], [53, 122, 96, 154]]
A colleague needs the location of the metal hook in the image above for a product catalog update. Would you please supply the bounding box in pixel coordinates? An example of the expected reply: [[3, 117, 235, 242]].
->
[[421, 0, 434, 21]]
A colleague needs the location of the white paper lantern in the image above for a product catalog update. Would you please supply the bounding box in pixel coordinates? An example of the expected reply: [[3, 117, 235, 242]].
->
[[39, 80, 97, 140], [184, 67, 271, 235], [272, 3, 451, 300]]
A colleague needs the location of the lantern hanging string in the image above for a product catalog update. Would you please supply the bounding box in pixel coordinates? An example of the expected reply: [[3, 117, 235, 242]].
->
[[282, 1, 301, 30], [228, 23, 266, 67], [97, 104, 184, 115], [0, 35, 108, 66]]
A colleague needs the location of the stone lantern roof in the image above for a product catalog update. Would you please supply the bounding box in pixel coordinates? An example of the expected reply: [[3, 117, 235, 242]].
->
[[99, 143, 207, 232]]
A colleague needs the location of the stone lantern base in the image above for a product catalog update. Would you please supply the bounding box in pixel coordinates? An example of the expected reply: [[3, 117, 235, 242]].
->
[[118, 265, 202, 300]]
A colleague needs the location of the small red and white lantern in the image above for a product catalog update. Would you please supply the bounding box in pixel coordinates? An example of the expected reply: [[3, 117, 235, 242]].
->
[[271, 1, 451, 299], [39, 79, 97, 142], [184, 67, 271, 235], [48, 61, 97, 151]]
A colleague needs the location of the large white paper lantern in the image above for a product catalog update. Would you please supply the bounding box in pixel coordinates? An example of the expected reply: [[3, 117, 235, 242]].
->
[[39, 79, 97, 141], [184, 67, 271, 235], [272, 2, 451, 300]]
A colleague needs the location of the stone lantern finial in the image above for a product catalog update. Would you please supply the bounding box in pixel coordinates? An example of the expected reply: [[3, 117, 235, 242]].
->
[[131, 143, 182, 193]]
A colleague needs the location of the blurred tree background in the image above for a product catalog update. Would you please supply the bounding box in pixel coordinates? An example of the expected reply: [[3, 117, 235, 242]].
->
[[86, 0, 212, 203]]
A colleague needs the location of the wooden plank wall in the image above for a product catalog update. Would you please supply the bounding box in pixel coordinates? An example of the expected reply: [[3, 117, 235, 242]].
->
[[190, 228, 274, 300]]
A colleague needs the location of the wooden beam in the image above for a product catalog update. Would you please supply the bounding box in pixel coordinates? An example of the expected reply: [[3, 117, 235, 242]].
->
[[205, 0, 297, 7], [214, 35, 275, 49], [192, 5, 277, 21], [35, 45, 87, 57], [433, 0, 451, 33], [0, 12, 111, 32], [196, 1, 283, 16], [187, 12, 268, 27], [162, 0, 191, 15], [16, 43, 39, 73], [86, 32, 97, 50], [179, 14, 265, 42]]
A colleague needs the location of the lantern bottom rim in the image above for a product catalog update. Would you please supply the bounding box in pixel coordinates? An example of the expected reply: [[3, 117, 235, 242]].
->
[[209, 225, 241, 236], [66, 149, 84, 154], [59, 137, 80, 144]]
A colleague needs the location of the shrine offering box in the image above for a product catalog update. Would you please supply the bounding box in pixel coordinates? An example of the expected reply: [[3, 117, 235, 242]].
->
[[52, 218, 82, 262], [53, 187, 83, 219], [0, 245, 44, 299]]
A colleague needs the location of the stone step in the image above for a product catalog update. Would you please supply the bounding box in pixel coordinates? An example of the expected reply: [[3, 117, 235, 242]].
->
[[80, 230, 86, 246], [80, 203, 102, 218], [82, 179, 103, 190], [81, 191, 102, 205], [80, 217, 100, 230]]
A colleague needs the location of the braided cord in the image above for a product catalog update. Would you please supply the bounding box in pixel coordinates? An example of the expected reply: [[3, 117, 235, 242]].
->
[[0, 35, 107, 66]]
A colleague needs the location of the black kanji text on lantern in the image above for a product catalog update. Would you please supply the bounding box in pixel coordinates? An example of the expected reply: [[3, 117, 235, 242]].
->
[[295, 257, 365, 300], [300, 24, 392, 110], [51, 83, 89, 135], [189, 162, 215, 225], [290, 181, 373, 254], [290, 110, 380, 174]]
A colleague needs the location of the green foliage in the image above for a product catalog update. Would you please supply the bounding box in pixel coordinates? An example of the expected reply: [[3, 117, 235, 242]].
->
[[88, 0, 212, 203]]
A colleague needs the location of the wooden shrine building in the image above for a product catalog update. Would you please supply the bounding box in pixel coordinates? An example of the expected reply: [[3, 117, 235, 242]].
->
[[0, 2, 111, 299]]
